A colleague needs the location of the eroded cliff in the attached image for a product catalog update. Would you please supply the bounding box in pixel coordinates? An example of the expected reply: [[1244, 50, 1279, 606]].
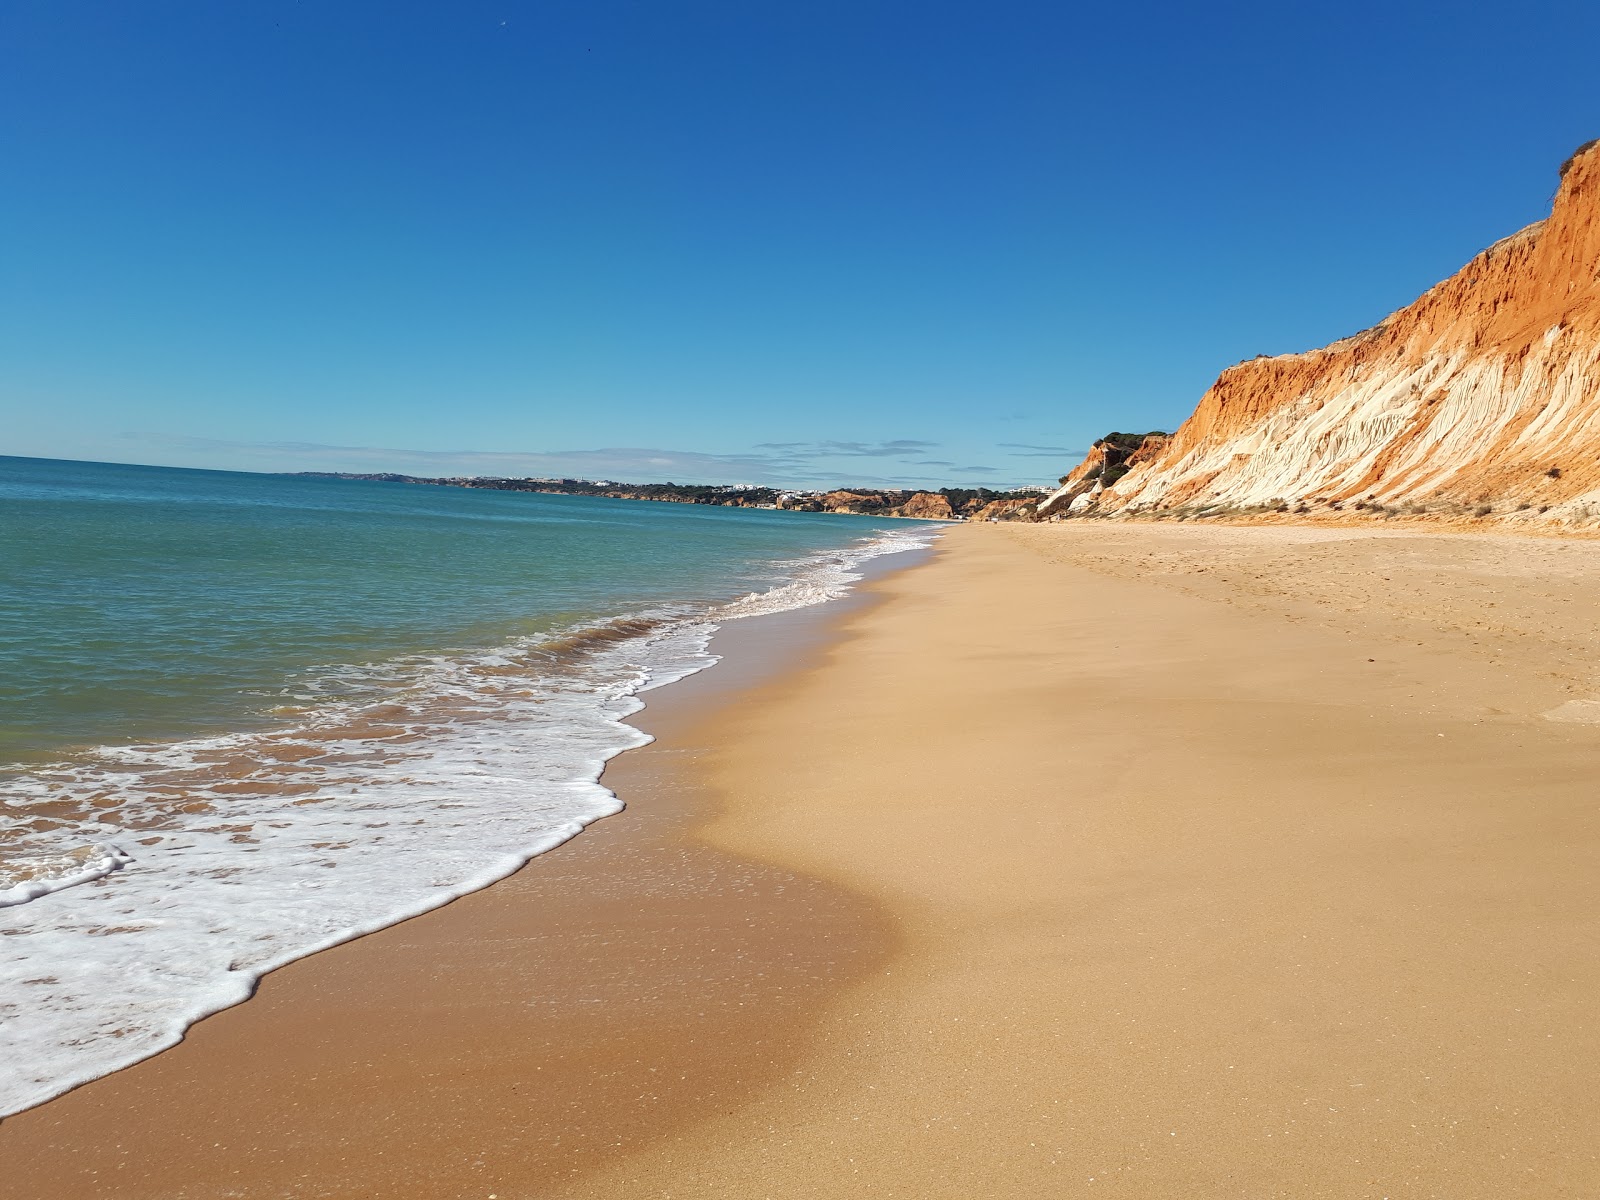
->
[[1044, 140, 1600, 525]]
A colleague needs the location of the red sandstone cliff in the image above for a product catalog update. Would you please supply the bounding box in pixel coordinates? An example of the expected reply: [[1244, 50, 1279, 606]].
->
[[966, 496, 1040, 522], [783, 489, 958, 519], [1043, 140, 1600, 524], [897, 491, 957, 520]]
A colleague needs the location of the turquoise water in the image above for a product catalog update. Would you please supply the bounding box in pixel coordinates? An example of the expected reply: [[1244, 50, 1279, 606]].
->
[[0, 455, 936, 1117], [0, 455, 899, 763]]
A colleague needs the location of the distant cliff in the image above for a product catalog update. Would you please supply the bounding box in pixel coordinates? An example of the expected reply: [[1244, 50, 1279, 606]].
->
[[1041, 140, 1600, 525], [781, 488, 1041, 519], [292, 474, 1043, 521]]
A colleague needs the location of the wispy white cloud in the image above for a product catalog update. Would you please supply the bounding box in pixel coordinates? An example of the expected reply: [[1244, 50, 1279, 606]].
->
[[751, 439, 941, 460], [998, 442, 1085, 458], [120, 433, 1019, 488]]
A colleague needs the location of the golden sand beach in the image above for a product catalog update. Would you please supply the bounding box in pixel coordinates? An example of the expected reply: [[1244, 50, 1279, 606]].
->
[[6, 522, 1600, 1197]]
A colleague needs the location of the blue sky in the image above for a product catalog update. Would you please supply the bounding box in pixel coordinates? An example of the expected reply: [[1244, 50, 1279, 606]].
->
[[4, 1, 1598, 488]]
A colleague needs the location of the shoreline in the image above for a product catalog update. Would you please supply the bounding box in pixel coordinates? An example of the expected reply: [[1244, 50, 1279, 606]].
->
[[0, 544, 929, 1197], [8, 522, 1600, 1196], [0, 515, 935, 1122]]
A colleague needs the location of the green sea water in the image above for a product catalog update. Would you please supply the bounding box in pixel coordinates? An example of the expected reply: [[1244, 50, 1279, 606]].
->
[[0, 455, 901, 764]]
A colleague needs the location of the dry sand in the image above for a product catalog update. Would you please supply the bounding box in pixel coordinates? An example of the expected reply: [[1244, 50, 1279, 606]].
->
[[7, 522, 1600, 1197], [558, 522, 1600, 1198]]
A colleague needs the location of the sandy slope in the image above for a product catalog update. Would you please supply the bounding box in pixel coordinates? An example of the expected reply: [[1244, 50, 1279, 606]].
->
[[561, 522, 1600, 1198]]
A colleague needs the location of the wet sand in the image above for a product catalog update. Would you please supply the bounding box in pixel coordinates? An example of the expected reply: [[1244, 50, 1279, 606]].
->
[[0, 584, 903, 1199], [8, 523, 1600, 1197]]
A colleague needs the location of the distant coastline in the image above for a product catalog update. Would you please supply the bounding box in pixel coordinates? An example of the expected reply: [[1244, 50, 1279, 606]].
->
[[288, 472, 1047, 521]]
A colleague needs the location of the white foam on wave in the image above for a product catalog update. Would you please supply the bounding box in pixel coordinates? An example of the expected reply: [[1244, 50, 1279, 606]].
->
[[0, 844, 134, 908], [0, 524, 937, 1118], [712, 522, 937, 623]]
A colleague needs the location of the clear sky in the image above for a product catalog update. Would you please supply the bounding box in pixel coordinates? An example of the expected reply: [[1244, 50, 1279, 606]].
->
[[4, 1, 1598, 488]]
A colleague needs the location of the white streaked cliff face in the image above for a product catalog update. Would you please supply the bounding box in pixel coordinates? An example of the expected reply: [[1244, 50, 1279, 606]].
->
[[1113, 338, 1600, 519]]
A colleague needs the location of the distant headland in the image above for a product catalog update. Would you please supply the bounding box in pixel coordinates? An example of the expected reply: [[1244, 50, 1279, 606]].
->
[[288, 472, 1048, 521]]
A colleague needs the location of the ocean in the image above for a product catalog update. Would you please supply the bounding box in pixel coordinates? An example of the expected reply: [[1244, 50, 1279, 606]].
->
[[0, 456, 939, 1117]]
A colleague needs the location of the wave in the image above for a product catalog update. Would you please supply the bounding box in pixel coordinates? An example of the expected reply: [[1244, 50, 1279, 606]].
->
[[0, 524, 937, 1118], [0, 844, 133, 908]]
